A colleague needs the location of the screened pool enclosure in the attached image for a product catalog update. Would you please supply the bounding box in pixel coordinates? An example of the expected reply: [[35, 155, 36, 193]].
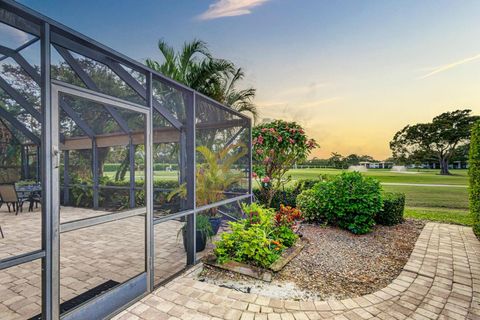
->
[[0, 1, 252, 319]]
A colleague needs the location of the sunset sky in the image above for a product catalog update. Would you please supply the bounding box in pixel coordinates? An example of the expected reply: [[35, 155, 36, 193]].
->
[[18, 0, 480, 160]]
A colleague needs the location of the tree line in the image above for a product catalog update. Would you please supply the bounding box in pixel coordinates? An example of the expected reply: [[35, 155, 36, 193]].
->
[[302, 153, 381, 169]]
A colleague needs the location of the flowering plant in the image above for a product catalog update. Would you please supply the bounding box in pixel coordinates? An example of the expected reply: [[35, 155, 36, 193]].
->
[[252, 120, 318, 206], [275, 205, 303, 229]]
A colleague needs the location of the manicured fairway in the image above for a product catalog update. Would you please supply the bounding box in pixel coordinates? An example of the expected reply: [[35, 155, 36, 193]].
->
[[405, 207, 473, 226], [287, 168, 468, 185], [103, 167, 473, 226], [381, 185, 468, 210], [287, 168, 472, 226]]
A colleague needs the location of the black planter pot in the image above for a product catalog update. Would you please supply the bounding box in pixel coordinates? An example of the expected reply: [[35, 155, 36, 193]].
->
[[182, 228, 207, 252], [209, 217, 222, 235]]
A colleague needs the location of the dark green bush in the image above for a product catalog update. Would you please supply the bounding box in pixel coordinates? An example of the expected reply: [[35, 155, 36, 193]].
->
[[254, 177, 325, 209], [103, 163, 121, 172], [296, 172, 382, 234], [64, 175, 180, 210], [295, 188, 324, 221], [254, 188, 296, 209], [103, 163, 179, 172], [376, 192, 405, 226], [469, 121, 480, 238]]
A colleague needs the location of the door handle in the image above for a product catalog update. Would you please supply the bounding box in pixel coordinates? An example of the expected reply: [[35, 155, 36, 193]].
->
[[53, 147, 60, 169]]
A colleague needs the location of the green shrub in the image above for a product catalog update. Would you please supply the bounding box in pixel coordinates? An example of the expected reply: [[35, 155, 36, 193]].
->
[[295, 178, 325, 191], [180, 214, 213, 239], [469, 121, 480, 238], [273, 225, 298, 247], [254, 177, 325, 209], [295, 188, 323, 221], [376, 192, 405, 226], [64, 175, 180, 209], [103, 163, 179, 172], [214, 203, 298, 268], [103, 163, 121, 172], [215, 222, 281, 268], [296, 172, 382, 234]]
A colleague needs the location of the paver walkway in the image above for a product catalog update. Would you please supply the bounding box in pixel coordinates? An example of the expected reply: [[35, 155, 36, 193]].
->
[[113, 223, 480, 320]]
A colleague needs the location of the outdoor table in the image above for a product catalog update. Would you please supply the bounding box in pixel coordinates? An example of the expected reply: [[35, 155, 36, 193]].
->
[[15, 183, 41, 211]]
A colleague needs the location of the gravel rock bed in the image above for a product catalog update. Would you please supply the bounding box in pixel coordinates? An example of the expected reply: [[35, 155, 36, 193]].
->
[[199, 219, 425, 300]]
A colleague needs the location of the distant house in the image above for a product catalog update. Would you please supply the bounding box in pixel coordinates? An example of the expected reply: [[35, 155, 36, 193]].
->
[[406, 161, 468, 169], [359, 161, 393, 169]]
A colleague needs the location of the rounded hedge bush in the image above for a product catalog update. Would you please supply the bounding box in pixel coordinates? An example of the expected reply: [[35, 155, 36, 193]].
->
[[469, 121, 480, 238], [376, 192, 405, 226], [296, 172, 382, 234]]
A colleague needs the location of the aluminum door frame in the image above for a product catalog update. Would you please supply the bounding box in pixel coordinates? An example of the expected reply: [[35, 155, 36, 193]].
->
[[51, 80, 153, 319]]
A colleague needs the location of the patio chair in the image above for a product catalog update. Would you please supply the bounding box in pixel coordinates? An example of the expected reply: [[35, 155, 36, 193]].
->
[[0, 184, 28, 215], [28, 192, 41, 212]]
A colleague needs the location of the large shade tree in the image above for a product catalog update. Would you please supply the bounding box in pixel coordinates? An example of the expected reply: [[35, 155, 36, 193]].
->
[[146, 39, 258, 120], [390, 109, 478, 175]]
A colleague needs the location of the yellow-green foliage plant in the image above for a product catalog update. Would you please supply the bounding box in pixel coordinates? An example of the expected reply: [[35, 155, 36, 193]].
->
[[469, 121, 480, 238], [168, 143, 247, 214], [214, 203, 290, 268]]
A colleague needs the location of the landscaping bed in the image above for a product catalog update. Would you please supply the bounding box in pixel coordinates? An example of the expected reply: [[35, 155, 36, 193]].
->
[[199, 219, 424, 300]]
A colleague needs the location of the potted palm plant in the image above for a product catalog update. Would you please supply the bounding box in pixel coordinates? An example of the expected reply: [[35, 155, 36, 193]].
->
[[168, 143, 247, 234], [179, 214, 214, 252]]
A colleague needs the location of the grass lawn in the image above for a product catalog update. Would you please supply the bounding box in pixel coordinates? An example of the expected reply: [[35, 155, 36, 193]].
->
[[405, 207, 473, 226], [287, 168, 468, 185], [381, 185, 469, 210]]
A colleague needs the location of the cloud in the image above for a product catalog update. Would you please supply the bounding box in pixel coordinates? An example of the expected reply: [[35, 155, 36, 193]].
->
[[419, 53, 480, 79], [198, 0, 269, 20]]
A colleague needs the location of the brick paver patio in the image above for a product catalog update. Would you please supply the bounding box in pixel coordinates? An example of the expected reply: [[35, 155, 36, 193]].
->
[[113, 223, 480, 320], [0, 207, 189, 319]]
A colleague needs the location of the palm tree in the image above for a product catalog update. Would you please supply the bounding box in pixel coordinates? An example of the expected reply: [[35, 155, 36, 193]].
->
[[146, 39, 258, 120], [217, 68, 258, 120], [167, 143, 247, 211]]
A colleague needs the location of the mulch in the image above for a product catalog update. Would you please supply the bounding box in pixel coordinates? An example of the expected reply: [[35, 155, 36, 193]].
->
[[276, 219, 425, 299], [201, 219, 425, 300]]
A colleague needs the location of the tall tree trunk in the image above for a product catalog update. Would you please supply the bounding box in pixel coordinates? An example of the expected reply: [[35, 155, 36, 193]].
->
[[97, 147, 110, 177], [439, 157, 451, 175]]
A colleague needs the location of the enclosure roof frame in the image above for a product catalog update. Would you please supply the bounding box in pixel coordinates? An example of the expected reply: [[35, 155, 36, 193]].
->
[[0, 0, 251, 123]]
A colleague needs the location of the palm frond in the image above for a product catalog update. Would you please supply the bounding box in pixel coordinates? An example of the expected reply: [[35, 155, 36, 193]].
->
[[225, 68, 245, 95], [147, 39, 259, 120], [158, 39, 176, 63]]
